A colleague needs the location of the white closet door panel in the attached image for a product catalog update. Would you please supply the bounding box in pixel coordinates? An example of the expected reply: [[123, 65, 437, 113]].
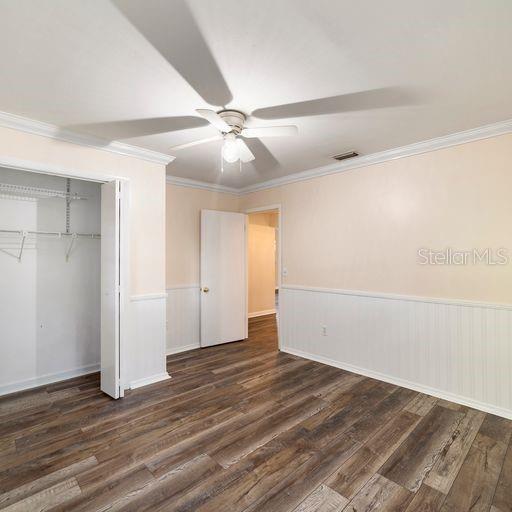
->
[[100, 180, 120, 399]]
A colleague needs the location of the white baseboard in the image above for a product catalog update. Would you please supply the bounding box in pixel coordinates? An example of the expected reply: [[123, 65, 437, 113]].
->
[[0, 363, 100, 397], [248, 309, 276, 318], [166, 343, 201, 355], [282, 346, 512, 420], [129, 372, 171, 390]]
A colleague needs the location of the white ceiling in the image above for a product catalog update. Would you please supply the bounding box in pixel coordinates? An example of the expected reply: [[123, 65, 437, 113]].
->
[[0, 0, 511, 188]]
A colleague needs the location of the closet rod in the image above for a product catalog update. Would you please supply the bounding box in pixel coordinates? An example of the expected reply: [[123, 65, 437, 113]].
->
[[0, 229, 100, 238], [0, 229, 100, 262]]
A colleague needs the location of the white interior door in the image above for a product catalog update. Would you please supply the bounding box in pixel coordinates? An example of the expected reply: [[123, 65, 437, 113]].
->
[[101, 180, 120, 398], [201, 210, 247, 347]]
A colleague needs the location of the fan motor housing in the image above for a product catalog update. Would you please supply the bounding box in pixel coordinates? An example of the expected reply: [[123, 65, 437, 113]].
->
[[218, 110, 246, 134]]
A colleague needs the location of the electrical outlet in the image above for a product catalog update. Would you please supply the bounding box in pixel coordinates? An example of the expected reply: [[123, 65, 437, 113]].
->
[[321, 325, 327, 336], [282, 267, 288, 277]]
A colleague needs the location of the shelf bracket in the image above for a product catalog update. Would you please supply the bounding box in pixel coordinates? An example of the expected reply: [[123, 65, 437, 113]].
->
[[18, 231, 27, 262], [65, 233, 77, 262]]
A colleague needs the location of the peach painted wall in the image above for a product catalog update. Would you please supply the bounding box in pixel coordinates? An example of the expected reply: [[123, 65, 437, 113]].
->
[[166, 183, 239, 287], [239, 133, 512, 304], [0, 125, 166, 295]]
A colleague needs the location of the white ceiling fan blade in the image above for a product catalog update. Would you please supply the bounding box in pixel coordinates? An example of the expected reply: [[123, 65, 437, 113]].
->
[[241, 125, 298, 138], [170, 135, 221, 151], [236, 139, 255, 163], [195, 109, 231, 133]]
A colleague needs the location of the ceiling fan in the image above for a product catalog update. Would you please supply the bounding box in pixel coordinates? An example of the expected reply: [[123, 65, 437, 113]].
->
[[171, 109, 298, 165], [76, 1, 418, 174]]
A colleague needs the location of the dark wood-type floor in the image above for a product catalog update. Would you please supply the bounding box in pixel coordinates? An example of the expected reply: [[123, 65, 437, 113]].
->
[[1, 315, 511, 511]]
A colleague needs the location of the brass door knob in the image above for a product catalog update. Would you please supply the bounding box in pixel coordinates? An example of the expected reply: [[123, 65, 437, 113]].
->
[[202, 287, 209, 293]]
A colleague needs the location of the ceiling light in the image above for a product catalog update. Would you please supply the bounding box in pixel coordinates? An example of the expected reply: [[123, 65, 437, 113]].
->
[[222, 133, 239, 163]]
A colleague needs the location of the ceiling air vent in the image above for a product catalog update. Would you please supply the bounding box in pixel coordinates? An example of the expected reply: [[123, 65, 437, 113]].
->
[[332, 151, 359, 161]]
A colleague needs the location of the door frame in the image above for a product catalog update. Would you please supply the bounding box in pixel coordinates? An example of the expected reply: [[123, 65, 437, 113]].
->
[[0, 155, 130, 397], [245, 203, 282, 350]]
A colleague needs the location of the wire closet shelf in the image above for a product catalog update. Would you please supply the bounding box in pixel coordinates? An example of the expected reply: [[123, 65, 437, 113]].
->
[[0, 181, 100, 262], [0, 182, 88, 201]]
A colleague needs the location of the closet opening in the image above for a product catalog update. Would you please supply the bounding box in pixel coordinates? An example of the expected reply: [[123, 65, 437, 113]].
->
[[0, 165, 126, 399]]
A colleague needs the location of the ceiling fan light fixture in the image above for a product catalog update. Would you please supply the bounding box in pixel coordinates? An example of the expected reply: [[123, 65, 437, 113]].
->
[[222, 133, 239, 163]]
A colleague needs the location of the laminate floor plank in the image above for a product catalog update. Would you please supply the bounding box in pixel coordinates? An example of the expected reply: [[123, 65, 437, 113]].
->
[[303, 381, 399, 450], [404, 393, 438, 417], [1, 315, 511, 511], [104, 454, 222, 512], [50, 465, 155, 512], [379, 405, 464, 492], [0, 477, 81, 512], [492, 437, 512, 512], [168, 428, 315, 512], [327, 410, 421, 499], [0, 439, 15, 457], [424, 408, 486, 494], [404, 484, 446, 512], [210, 395, 327, 468], [242, 432, 361, 512], [439, 432, 507, 512], [344, 387, 418, 443], [0, 456, 97, 509], [343, 473, 413, 512], [292, 484, 348, 512]]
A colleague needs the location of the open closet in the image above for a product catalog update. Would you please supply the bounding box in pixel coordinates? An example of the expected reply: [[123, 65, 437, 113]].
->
[[0, 166, 124, 399]]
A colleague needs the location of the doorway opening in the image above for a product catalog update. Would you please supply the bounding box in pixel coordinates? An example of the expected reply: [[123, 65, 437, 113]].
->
[[198, 205, 281, 349], [0, 164, 127, 399], [246, 206, 281, 346]]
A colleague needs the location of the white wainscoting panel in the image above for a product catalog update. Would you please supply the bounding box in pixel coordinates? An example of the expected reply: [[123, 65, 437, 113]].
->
[[280, 285, 512, 419], [166, 286, 201, 355], [127, 294, 169, 389]]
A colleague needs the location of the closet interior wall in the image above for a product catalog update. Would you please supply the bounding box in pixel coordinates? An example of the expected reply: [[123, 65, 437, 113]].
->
[[0, 167, 101, 395]]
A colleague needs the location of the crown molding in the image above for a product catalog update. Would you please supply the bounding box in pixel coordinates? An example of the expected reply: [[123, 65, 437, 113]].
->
[[0, 111, 175, 166], [166, 118, 512, 195], [4, 109, 509, 188], [166, 175, 239, 194], [238, 118, 512, 194]]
